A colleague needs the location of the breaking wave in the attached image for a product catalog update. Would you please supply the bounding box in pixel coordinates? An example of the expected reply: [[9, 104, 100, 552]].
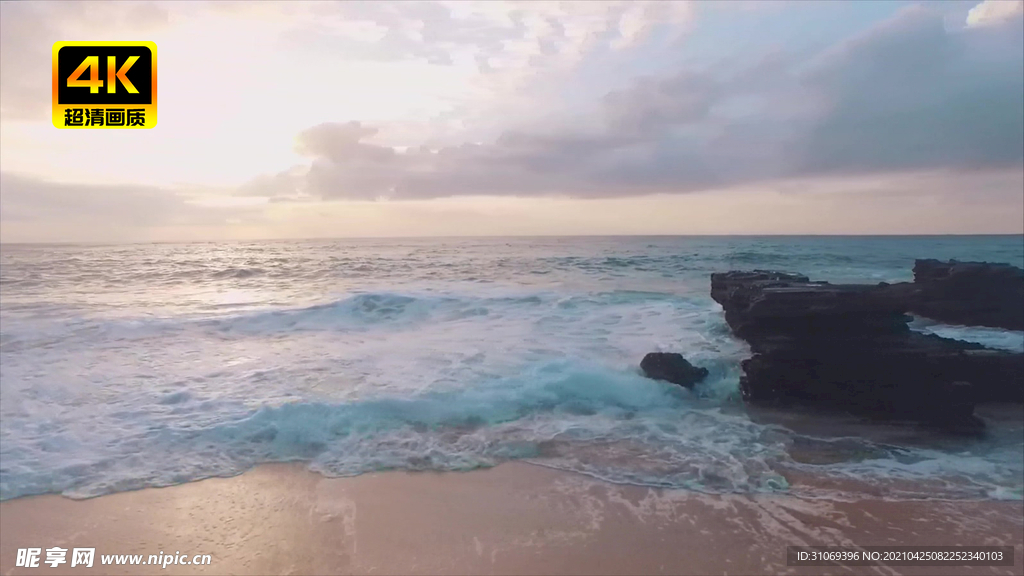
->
[[3, 236, 1022, 504], [2, 358, 1020, 502]]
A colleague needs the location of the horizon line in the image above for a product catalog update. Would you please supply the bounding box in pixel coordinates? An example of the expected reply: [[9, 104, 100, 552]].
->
[[2, 232, 1023, 247]]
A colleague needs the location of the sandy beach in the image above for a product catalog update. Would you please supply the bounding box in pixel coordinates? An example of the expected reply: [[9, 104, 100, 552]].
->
[[1, 462, 1021, 576]]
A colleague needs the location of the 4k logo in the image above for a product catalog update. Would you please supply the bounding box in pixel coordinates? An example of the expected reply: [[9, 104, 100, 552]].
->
[[52, 42, 157, 129]]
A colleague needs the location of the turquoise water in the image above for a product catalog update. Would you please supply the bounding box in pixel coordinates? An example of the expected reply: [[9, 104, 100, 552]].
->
[[1, 236, 1022, 501]]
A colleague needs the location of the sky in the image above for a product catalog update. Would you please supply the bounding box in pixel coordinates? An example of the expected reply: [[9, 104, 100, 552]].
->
[[0, 0, 1022, 243]]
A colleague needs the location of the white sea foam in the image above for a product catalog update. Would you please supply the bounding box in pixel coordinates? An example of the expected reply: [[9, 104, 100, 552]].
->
[[2, 237, 1022, 501], [909, 317, 1024, 352]]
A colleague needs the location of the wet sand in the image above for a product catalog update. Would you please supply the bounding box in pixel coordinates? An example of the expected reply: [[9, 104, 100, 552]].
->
[[1, 462, 1021, 575]]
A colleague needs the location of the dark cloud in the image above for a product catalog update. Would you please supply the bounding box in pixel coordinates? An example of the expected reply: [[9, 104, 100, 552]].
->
[[252, 5, 1023, 201], [796, 5, 1024, 175]]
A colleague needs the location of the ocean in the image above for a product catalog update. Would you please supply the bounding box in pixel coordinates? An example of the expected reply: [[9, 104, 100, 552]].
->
[[1, 236, 1022, 502]]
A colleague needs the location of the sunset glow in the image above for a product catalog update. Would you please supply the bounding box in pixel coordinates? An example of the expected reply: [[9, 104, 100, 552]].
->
[[1, 0, 1022, 242]]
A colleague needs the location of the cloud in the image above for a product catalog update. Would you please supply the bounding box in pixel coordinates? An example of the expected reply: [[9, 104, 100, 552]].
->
[[966, 0, 1024, 27], [2, 0, 692, 155], [244, 5, 1022, 202], [0, 1, 171, 120], [0, 172, 263, 242], [4, 0, 1021, 243], [602, 69, 722, 134], [796, 4, 1024, 175], [275, 1, 693, 71]]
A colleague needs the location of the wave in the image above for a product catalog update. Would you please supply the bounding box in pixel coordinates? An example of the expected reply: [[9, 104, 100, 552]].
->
[[721, 250, 858, 265], [1, 289, 707, 345], [210, 267, 266, 279], [3, 358, 1020, 502], [0, 361, 712, 499], [4, 238, 1023, 505], [908, 317, 1024, 352]]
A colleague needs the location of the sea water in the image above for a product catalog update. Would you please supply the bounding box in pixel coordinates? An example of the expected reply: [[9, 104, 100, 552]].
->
[[1, 236, 1022, 501]]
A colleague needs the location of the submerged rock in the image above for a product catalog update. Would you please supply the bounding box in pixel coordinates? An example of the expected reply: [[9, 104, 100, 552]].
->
[[710, 268, 1024, 434], [640, 352, 709, 389]]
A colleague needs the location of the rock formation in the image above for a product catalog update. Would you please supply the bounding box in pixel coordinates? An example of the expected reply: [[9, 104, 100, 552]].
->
[[709, 264, 1024, 434], [893, 259, 1024, 330]]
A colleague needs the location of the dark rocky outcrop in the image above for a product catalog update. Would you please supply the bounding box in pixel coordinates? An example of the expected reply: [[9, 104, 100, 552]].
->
[[896, 259, 1024, 330], [710, 269, 1024, 434], [640, 352, 709, 389]]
